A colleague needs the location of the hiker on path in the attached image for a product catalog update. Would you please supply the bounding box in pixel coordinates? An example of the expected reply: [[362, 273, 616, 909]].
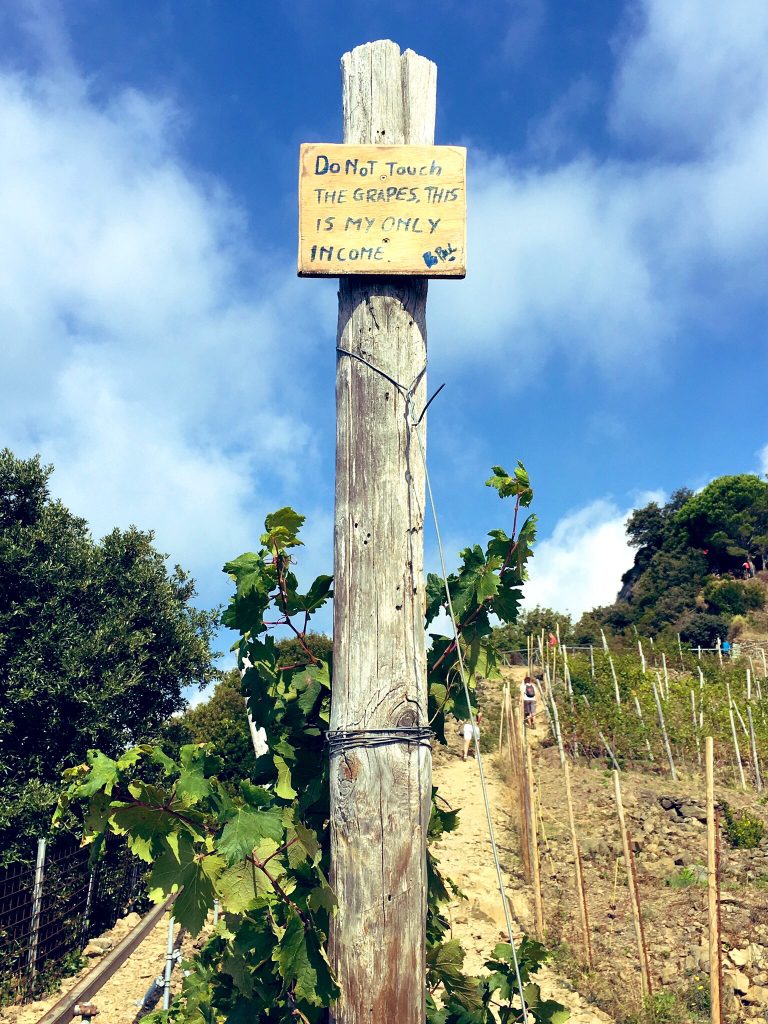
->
[[462, 712, 482, 760], [521, 676, 539, 728]]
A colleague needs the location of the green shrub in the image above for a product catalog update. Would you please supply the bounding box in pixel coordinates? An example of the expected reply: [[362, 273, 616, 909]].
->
[[703, 578, 765, 616], [677, 611, 729, 647], [665, 866, 706, 888], [722, 802, 766, 849]]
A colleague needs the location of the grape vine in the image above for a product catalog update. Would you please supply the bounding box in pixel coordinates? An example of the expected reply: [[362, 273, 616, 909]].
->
[[55, 464, 568, 1023]]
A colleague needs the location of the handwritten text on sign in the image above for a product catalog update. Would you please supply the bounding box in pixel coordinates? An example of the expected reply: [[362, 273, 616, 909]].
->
[[298, 144, 466, 277]]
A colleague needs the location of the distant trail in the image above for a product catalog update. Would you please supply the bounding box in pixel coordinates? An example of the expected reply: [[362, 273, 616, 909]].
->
[[431, 668, 612, 1023]]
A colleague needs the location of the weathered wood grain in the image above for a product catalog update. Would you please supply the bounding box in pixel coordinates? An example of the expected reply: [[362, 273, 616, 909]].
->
[[329, 40, 435, 1024]]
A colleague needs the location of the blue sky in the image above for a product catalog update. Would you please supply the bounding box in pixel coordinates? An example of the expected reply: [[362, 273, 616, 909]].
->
[[2, 0, 767, 662]]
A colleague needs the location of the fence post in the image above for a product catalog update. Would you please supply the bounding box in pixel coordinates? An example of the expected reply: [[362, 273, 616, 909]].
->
[[27, 837, 47, 981], [612, 771, 652, 997], [162, 915, 176, 1010], [652, 675, 678, 781], [82, 863, 98, 942], [706, 738, 723, 1024]]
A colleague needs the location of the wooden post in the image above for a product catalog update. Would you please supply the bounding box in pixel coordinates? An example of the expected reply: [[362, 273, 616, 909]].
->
[[692, 688, 702, 769], [563, 758, 592, 967], [652, 675, 678, 781], [329, 41, 436, 1024], [633, 693, 655, 762], [706, 737, 723, 1024], [613, 771, 652, 997], [727, 699, 747, 791], [608, 654, 621, 706], [499, 683, 506, 751], [747, 704, 763, 792], [26, 837, 47, 981], [677, 631, 685, 669], [525, 739, 545, 940]]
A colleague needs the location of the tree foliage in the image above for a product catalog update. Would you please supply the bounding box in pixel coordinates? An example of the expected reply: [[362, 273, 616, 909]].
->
[[492, 607, 573, 654], [57, 464, 568, 1023], [0, 449, 218, 863], [574, 475, 768, 644]]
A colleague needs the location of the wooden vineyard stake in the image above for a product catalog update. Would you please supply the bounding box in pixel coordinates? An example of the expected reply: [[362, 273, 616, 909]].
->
[[612, 771, 652, 997], [589, 644, 595, 679], [519, 703, 533, 882], [677, 631, 685, 669], [638, 639, 646, 675], [698, 667, 706, 730], [761, 647, 768, 679], [633, 693, 655, 762], [525, 739, 545, 939], [499, 683, 506, 751], [505, 689, 531, 879], [608, 654, 621, 706], [662, 652, 669, 698], [692, 688, 702, 769], [706, 737, 724, 1024], [652, 675, 678, 781], [599, 731, 620, 772], [747, 705, 763, 792], [563, 757, 593, 967], [727, 695, 747, 791], [319, 41, 463, 1023]]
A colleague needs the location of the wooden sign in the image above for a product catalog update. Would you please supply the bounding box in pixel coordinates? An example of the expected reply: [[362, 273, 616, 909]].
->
[[298, 143, 466, 277]]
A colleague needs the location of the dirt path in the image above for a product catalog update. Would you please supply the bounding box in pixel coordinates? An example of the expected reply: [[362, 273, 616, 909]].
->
[[431, 682, 613, 1024]]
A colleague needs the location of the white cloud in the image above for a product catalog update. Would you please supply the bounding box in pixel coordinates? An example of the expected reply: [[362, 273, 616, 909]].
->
[[610, 0, 768, 155], [758, 443, 768, 477], [523, 492, 665, 617], [432, 0, 768, 380], [0, 60, 331, 604]]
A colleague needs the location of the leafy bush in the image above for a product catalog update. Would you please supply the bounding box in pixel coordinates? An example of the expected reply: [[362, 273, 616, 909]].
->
[[722, 803, 765, 849], [676, 611, 729, 647], [665, 866, 706, 888], [703, 579, 765, 616], [728, 614, 748, 639]]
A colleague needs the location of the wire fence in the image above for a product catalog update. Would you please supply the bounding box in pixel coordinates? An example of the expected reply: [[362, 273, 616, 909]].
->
[[0, 835, 145, 1005]]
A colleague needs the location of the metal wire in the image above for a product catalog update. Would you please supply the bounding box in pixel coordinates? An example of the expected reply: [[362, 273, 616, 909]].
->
[[326, 726, 433, 753]]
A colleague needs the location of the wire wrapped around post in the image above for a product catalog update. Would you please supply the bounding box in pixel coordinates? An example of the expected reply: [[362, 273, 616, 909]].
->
[[326, 727, 433, 754]]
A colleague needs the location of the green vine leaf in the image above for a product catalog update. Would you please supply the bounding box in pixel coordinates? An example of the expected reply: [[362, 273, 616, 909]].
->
[[218, 805, 284, 864]]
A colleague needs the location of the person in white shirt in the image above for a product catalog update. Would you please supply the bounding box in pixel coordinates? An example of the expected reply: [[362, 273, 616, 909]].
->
[[521, 676, 538, 728], [462, 712, 482, 760]]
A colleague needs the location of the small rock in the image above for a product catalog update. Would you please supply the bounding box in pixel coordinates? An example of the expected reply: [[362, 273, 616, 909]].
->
[[679, 801, 707, 822], [730, 946, 753, 968], [82, 942, 104, 958], [725, 968, 751, 995], [746, 985, 768, 1007]]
